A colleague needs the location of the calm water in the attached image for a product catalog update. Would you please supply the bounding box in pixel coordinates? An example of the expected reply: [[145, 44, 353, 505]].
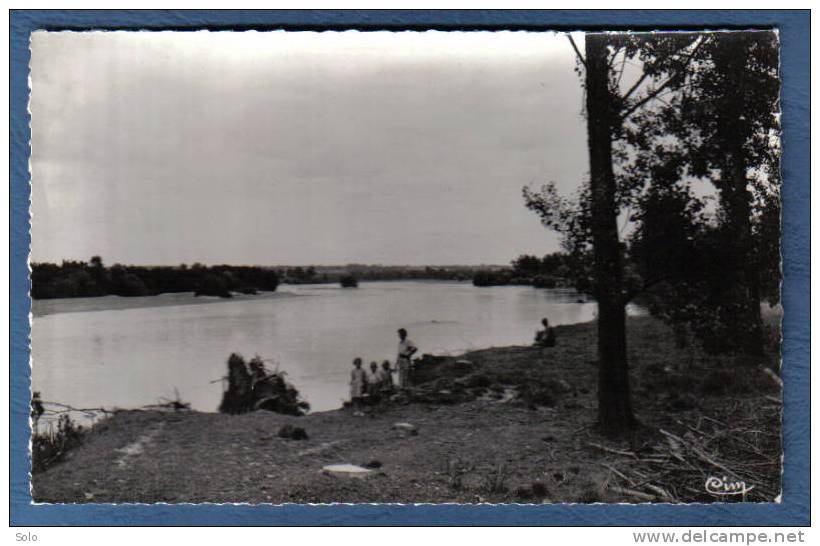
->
[[31, 281, 641, 414]]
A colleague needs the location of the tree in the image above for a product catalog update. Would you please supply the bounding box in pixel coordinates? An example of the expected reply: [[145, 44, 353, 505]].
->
[[511, 255, 542, 277], [685, 32, 779, 356], [525, 32, 703, 435], [624, 31, 780, 356], [583, 34, 635, 433]]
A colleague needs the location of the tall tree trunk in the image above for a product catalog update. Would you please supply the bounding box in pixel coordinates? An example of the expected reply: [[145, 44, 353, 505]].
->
[[584, 34, 636, 434], [720, 162, 764, 357], [716, 36, 764, 357]]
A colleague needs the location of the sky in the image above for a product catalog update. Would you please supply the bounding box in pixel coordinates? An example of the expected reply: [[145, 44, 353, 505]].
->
[[30, 31, 589, 266]]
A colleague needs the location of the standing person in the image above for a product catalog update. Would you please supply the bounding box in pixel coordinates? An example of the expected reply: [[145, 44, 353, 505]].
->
[[349, 358, 367, 408], [396, 328, 418, 389]]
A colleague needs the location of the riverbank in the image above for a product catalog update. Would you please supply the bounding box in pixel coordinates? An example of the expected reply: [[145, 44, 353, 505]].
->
[[31, 316, 781, 504], [30, 280, 471, 318], [30, 290, 300, 318]]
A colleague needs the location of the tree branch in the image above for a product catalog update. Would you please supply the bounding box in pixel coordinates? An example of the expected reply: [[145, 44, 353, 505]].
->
[[567, 34, 586, 68], [614, 50, 628, 88], [621, 71, 651, 102], [619, 37, 705, 123]]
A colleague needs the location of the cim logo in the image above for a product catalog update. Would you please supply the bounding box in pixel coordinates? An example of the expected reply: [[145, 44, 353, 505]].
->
[[705, 475, 756, 497]]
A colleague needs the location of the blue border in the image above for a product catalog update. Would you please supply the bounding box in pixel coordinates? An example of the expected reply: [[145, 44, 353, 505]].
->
[[10, 10, 810, 526]]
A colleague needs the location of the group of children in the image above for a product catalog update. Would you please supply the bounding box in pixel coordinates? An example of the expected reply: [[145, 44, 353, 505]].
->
[[349, 328, 418, 407], [349, 358, 394, 405]]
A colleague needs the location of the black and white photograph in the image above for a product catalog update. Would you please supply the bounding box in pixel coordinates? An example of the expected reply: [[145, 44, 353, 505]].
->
[[27, 29, 782, 505]]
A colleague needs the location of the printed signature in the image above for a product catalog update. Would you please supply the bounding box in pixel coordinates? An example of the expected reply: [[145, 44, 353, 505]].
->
[[705, 475, 755, 497]]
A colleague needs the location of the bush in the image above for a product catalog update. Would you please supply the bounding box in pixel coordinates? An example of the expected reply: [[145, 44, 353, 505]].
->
[[219, 354, 310, 416], [31, 258, 280, 299], [472, 270, 511, 287], [194, 274, 232, 298], [31, 414, 85, 473], [532, 274, 557, 289]]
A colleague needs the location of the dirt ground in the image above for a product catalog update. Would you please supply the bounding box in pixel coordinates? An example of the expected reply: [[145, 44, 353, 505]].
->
[[32, 317, 781, 504]]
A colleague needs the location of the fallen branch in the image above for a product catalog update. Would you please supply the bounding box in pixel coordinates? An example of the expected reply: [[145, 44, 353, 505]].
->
[[660, 429, 739, 477], [597, 462, 635, 485], [42, 401, 115, 417], [761, 367, 783, 388], [644, 483, 676, 502], [588, 442, 638, 458], [608, 485, 657, 502]]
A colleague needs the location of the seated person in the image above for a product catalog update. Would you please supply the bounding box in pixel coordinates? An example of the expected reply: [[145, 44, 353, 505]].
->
[[534, 317, 556, 348]]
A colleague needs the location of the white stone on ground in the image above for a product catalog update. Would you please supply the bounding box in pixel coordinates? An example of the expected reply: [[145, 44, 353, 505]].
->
[[321, 464, 374, 478]]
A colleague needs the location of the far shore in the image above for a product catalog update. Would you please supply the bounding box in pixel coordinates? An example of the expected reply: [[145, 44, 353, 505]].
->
[[29, 279, 564, 318], [30, 290, 301, 318]]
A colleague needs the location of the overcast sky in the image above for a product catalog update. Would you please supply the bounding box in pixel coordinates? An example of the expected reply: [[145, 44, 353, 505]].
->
[[30, 31, 588, 266]]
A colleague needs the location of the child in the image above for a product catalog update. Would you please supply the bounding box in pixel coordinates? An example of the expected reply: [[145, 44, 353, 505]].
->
[[367, 361, 382, 400], [349, 358, 367, 407], [379, 360, 395, 393]]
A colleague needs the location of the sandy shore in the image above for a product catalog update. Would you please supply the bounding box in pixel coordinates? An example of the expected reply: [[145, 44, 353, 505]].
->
[[31, 317, 781, 504], [30, 290, 302, 318]]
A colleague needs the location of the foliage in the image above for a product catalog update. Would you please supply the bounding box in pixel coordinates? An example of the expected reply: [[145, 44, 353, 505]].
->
[[624, 31, 781, 355], [472, 252, 578, 289], [472, 270, 512, 287], [31, 413, 85, 474], [32, 259, 511, 298], [525, 32, 780, 358], [31, 257, 280, 299], [282, 266, 317, 284], [31, 391, 45, 425], [194, 273, 232, 298], [218, 353, 309, 416]]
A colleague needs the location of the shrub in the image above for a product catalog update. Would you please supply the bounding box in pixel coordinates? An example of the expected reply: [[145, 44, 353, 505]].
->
[[472, 270, 511, 287], [219, 354, 310, 416], [532, 274, 557, 289], [31, 414, 85, 473], [194, 274, 232, 298]]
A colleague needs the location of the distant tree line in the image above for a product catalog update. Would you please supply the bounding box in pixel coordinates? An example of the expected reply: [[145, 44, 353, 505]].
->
[[317, 265, 480, 282], [30, 257, 281, 299], [30, 258, 512, 300], [269, 264, 495, 285], [472, 252, 578, 289]]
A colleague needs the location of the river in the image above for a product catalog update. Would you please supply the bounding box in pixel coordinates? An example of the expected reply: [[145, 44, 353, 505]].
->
[[31, 281, 643, 415]]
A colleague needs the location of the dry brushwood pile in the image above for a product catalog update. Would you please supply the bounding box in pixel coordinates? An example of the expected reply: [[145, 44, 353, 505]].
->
[[587, 400, 781, 503], [218, 353, 310, 416]]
